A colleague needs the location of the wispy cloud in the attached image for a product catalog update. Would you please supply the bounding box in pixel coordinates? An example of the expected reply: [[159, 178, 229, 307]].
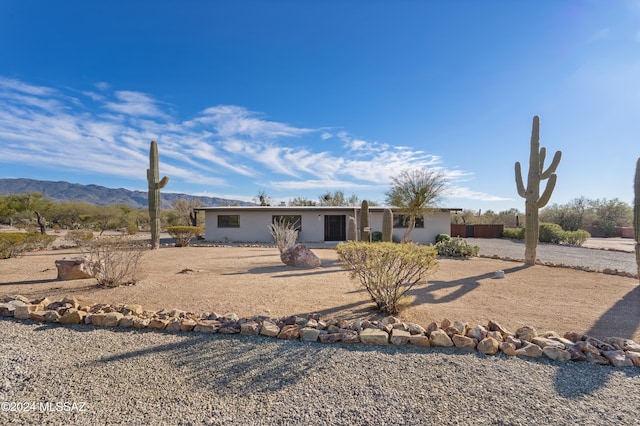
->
[[0, 76, 504, 203]]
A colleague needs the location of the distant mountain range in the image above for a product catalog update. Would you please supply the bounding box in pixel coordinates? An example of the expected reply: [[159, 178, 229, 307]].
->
[[0, 178, 254, 209]]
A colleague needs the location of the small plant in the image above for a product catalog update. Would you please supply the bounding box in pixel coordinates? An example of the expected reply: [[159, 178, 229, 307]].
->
[[435, 237, 479, 257], [502, 228, 525, 240], [435, 233, 451, 244], [0, 233, 56, 259], [67, 230, 94, 247], [538, 223, 565, 243], [371, 231, 383, 242], [562, 229, 590, 246], [83, 237, 145, 287], [269, 217, 299, 253], [167, 226, 203, 247], [336, 241, 438, 315]]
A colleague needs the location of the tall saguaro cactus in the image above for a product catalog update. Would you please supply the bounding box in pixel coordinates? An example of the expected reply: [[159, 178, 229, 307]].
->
[[147, 140, 169, 249], [360, 200, 370, 242], [515, 116, 562, 265], [382, 208, 393, 242], [634, 157, 640, 280]]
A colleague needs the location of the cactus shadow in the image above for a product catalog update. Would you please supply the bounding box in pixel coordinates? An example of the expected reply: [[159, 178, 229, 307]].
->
[[408, 264, 532, 305]]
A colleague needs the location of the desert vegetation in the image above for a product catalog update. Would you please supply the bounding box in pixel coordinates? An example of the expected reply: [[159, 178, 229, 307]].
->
[[336, 241, 438, 315]]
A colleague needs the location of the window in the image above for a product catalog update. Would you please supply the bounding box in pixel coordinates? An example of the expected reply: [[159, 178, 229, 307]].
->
[[393, 214, 424, 228], [272, 215, 302, 231], [218, 215, 240, 228]]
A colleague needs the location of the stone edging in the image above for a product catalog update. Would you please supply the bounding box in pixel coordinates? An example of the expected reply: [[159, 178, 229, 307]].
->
[[1, 294, 639, 369], [477, 254, 639, 279]]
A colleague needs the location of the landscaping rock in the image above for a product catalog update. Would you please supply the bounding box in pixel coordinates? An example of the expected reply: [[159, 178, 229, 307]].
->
[[260, 321, 280, 337], [300, 327, 321, 342], [429, 329, 453, 347], [59, 308, 86, 325], [219, 321, 241, 334], [194, 320, 220, 333], [543, 346, 571, 361], [180, 319, 197, 332], [319, 333, 342, 344], [277, 324, 300, 340], [55, 257, 94, 280], [466, 325, 487, 341], [452, 334, 477, 351], [515, 326, 537, 342], [360, 328, 388, 345], [408, 335, 430, 347], [477, 337, 500, 355], [240, 321, 260, 336], [280, 244, 321, 268], [602, 350, 634, 367], [390, 329, 411, 345]]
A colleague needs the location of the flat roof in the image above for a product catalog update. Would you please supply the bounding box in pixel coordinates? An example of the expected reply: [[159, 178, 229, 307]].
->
[[195, 205, 462, 212]]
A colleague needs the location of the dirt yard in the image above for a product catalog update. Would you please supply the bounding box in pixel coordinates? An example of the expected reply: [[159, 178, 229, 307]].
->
[[1, 238, 638, 342]]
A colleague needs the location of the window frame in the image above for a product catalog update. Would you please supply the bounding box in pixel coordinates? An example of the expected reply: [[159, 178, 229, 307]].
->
[[217, 215, 240, 228]]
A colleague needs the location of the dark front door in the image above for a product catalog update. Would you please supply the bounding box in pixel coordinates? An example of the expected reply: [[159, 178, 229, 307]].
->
[[324, 215, 346, 241]]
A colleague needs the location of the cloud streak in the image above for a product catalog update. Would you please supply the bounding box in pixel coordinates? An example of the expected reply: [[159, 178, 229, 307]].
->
[[0, 76, 504, 203]]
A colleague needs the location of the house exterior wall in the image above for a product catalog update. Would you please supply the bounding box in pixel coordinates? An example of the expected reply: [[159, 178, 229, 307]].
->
[[200, 207, 452, 244]]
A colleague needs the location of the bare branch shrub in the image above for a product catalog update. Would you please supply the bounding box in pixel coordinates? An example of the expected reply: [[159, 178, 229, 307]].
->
[[336, 241, 438, 315], [268, 217, 299, 253], [82, 237, 146, 287]]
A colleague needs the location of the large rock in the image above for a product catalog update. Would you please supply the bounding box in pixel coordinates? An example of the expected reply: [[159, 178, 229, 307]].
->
[[280, 244, 321, 268], [477, 337, 500, 355], [429, 329, 454, 347], [260, 321, 281, 337], [602, 350, 634, 367], [55, 257, 94, 280], [515, 325, 537, 342], [543, 346, 571, 361], [300, 327, 321, 342], [360, 328, 389, 345], [390, 329, 411, 345], [452, 334, 477, 351], [59, 308, 87, 325]]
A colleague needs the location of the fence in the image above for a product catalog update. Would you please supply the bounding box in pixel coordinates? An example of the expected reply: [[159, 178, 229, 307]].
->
[[450, 224, 504, 238]]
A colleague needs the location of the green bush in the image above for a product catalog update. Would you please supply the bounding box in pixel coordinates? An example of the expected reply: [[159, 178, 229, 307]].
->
[[336, 241, 438, 315], [435, 237, 479, 257], [435, 233, 451, 244], [371, 231, 383, 242], [0, 233, 57, 259], [167, 226, 204, 247], [502, 227, 525, 240], [562, 229, 591, 246], [66, 230, 94, 247], [539, 223, 565, 243]]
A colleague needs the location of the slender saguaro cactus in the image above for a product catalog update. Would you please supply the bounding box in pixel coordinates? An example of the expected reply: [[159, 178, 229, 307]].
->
[[147, 140, 169, 249], [634, 157, 640, 280], [382, 208, 394, 242], [360, 200, 370, 242], [515, 116, 562, 265], [347, 216, 357, 241]]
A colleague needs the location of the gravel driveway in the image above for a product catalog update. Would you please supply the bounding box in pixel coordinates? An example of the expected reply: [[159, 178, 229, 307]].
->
[[466, 238, 638, 276], [1, 320, 639, 425]]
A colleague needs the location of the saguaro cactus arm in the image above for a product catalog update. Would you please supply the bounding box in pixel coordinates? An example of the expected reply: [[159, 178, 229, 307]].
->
[[540, 151, 562, 180], [515, 162, 526, 198], [537, 174, 557, 208]]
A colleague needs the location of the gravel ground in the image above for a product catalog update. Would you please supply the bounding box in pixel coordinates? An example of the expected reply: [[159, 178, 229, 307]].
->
[[466, 238, 638, 275], [1, 320, 639, 425]]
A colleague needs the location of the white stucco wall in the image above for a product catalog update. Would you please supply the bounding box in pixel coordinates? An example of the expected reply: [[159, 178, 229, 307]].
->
[[200, 207, 452, 244]]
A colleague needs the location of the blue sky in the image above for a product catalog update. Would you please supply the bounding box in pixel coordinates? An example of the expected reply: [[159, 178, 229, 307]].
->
[[1, 1, 639, 211]]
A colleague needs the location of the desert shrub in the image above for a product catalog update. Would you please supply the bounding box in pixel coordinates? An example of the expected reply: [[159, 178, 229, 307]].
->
[[82, 237, 145, 287], [435, 237, 479, 257], [269, 218, 299, 253], [539, 222, 565, 243], [563, 229, 591, 246], [435, 233, 451, 244], [126, 225, 139, 235], [0, 233, 56, 259], [502, 227, 525, 240], [336, 241, 438, 315], [167, 226, 203, 247], [67, 230, 94, 247]]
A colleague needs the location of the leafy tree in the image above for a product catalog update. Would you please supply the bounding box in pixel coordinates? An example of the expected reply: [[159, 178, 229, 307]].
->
[[169, 199, 203, 226], [385, 169, 447, 243], [254, 190, 272, 206], [288, 197, 317, 206], [318, 191, 360, 206], [590, 198, 632, 236]]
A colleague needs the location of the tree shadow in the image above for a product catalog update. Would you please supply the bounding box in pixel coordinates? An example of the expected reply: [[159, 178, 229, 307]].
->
[[554, 285, 640, 397], [407, 264, 532, 306], [72, 327, 336, 394]]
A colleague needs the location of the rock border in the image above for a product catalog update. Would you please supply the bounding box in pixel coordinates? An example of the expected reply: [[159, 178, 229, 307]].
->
[[1, 294, 638, 368]]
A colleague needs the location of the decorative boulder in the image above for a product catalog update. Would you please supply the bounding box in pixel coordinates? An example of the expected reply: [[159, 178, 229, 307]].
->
[[55, 257, 94, 280], [280, 244, 321, 268]]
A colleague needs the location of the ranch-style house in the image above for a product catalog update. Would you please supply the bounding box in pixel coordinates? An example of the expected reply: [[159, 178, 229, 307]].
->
[[195, 206, 461, 244]]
